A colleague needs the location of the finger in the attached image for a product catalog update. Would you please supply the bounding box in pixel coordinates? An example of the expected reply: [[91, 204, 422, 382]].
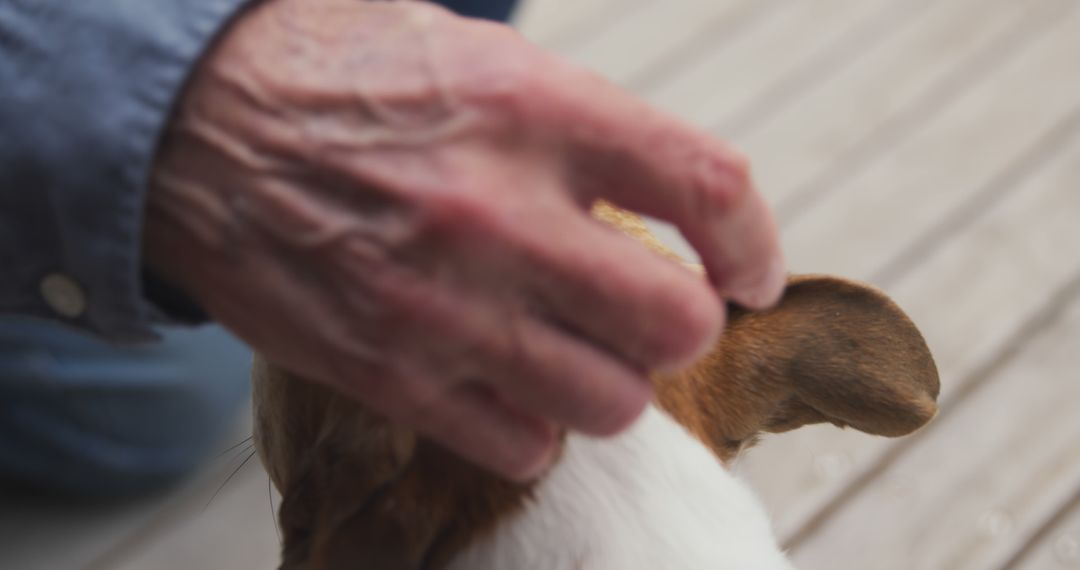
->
[[484, 312, 655, 438], [337, 262, 653, 439], [527, 61, 786, 309], [486, 198, 724, 372], [411, 382, 559, 482]]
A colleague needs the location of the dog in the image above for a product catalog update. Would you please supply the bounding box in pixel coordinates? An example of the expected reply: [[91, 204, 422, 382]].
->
[[252, 202, 940, 569]]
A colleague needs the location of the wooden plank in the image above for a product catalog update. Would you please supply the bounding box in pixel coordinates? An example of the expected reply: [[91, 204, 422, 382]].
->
[[99, 459, 280, 570], [514, 0, 640, 49], [0, 490, 177, 570], [644, 0, 924, 128], [788, 279, 1080, 570], [736, 108, 1080, 542], [736, 0, 1030, 205], [643, 0, 1020, 260], [553, 0, 768, 87], [780, 0, 1080, 279], [0, 413, 253, 570], [771, 0, 1075, 225], [1010, 485, 1080, 569]]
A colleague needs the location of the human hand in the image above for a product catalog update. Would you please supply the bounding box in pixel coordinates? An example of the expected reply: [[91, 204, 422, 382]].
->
[[143, 0, 784, 481]]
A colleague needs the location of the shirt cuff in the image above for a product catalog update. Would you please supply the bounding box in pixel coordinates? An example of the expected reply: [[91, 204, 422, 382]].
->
[[0, 0, 254, 341]]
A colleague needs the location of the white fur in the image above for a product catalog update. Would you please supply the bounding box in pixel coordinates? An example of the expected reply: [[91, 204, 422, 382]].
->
[[447, 405, 795, 570]]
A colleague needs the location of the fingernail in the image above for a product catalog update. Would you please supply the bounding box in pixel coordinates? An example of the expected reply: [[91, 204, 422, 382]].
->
[[729, 255, 786, 309]]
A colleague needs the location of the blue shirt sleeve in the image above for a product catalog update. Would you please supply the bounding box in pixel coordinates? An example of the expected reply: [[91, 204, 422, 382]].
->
[[0, 0, 252, 342]]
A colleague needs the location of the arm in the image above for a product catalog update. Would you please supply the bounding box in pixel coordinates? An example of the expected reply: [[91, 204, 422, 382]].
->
[[0, 0, 251, 341]]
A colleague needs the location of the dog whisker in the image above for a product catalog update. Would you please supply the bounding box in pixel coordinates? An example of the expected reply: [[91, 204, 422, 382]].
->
[[204, 445, 258, 512], [269, 472, 281, 545], [215, 434, 254, 458]]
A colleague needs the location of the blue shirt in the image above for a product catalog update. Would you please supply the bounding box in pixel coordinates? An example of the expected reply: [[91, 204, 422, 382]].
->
[[0, 0, 516, 343]]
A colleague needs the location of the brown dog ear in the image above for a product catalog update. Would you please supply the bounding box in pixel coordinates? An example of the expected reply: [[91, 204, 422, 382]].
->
[[252, 359, 424, 570], [254, 358, 534, 570], [657, 275, 940, 462]]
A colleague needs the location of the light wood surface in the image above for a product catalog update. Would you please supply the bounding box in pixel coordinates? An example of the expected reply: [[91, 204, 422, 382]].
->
[[5, 1, 1077, 568]]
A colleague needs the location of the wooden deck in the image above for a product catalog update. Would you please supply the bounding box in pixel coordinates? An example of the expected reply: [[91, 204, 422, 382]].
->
[[4, 0, 1079, 568]]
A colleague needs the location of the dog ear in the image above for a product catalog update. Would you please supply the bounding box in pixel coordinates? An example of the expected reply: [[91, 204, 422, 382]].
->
[[657, 275, 940, 462], [254, 358, 533, 570], [253, 358, 424, 570], [277, 435, 531, 570], [275, 415, 423, 570]]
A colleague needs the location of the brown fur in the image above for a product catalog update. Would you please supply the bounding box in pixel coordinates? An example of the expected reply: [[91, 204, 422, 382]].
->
[[654, 276, 939, 463], [253, 202, 940, 569], [254, 342, 530, 570]]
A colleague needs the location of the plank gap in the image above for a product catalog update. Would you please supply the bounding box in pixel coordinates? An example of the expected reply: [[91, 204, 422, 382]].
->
[[622, 0, 788, 92], [997, 480, 1080, 570], [785, 266, 1080, 552], [872, 103, 1080, 288], [715, 0, 938, 139], [530, 0, 650, 50], [84, 433, 262, 569], [773, 0, 1075, 227]]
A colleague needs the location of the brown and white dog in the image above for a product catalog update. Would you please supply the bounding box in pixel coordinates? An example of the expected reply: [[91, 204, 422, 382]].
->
[[252, 202, 940, 570]]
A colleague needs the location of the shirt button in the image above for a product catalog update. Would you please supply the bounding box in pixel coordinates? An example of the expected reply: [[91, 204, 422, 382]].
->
[[40, 273, 87, 318]]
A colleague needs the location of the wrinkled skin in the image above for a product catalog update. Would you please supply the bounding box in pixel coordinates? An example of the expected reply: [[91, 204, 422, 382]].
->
[[143, 0, 784, 480]]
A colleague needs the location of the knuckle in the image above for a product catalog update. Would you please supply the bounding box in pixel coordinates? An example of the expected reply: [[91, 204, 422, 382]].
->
[[461, 46, 545, 117], [693, 150, 753, 213], [418, 188, 504, 241], [393, 375, 446, 423], [725, 149, 752, 185], [365, 266, 426, 319], [475, 68, 536, 117], [422, 187, 487, 223]]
